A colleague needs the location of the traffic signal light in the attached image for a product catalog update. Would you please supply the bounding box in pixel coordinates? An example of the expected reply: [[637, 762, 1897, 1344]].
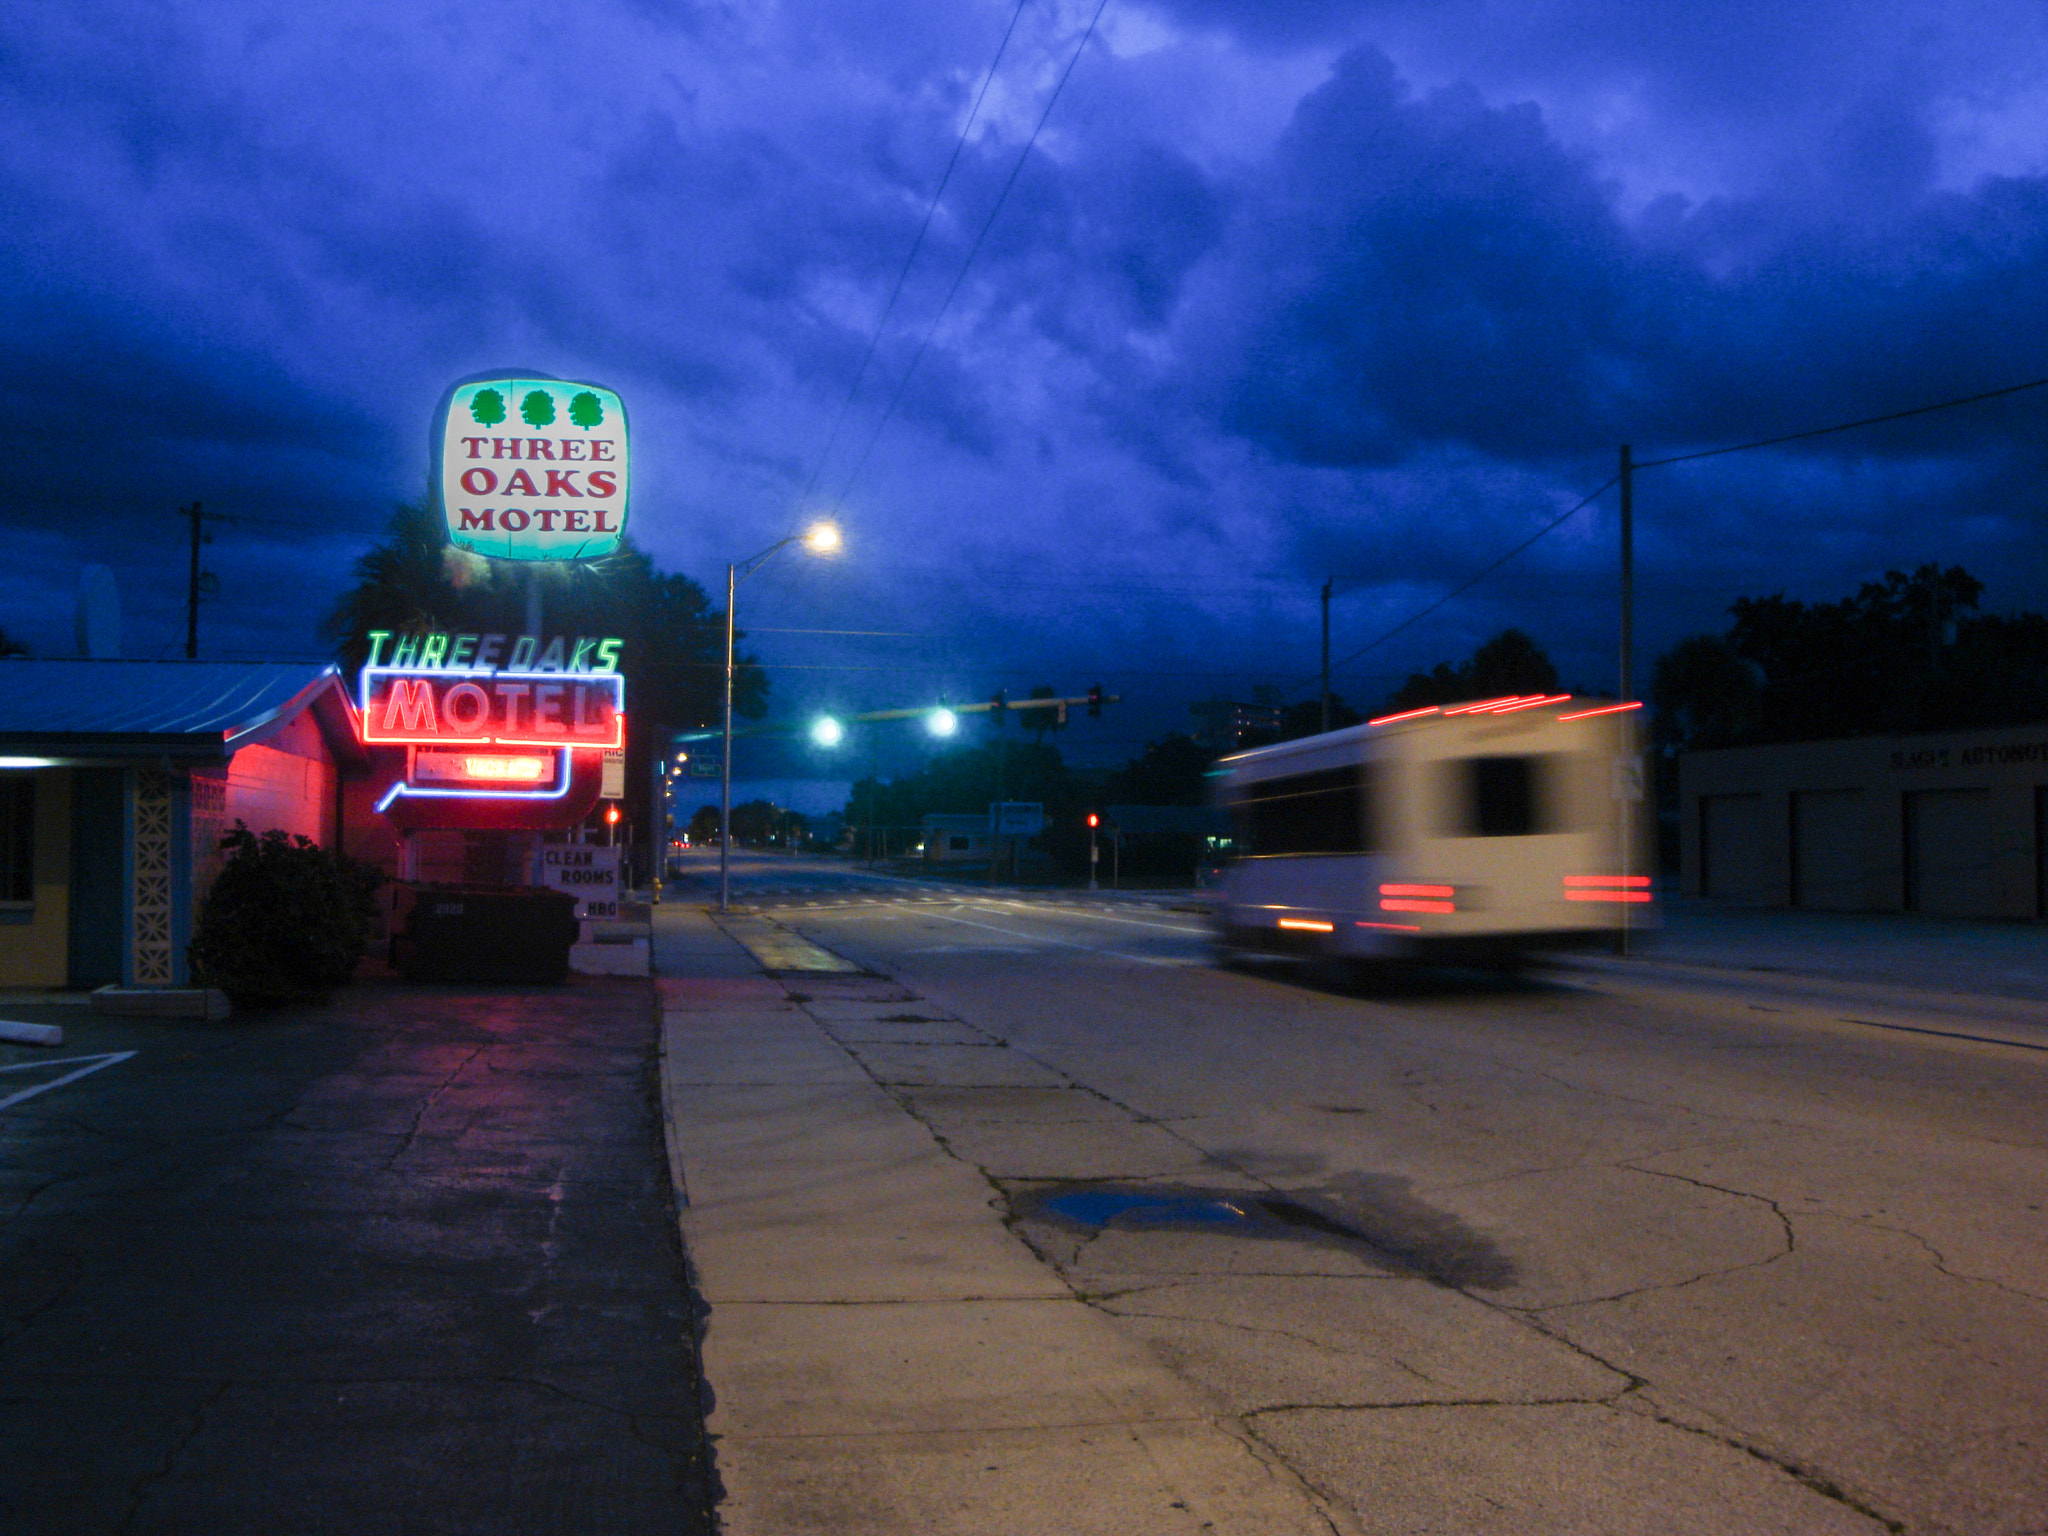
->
[[1086, 813, 1100, 829], [604, 805, 621, 825], [1087, 683, 1103, 718]]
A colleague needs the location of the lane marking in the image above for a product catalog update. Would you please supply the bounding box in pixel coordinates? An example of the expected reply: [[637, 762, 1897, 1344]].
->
[[922, 909, 1190, 967], [973, 899, 1209, 936], [0, 1051, 138, 1111], [1573, 975, 2048, 1057], [1832, 1015, 2048, 1055]]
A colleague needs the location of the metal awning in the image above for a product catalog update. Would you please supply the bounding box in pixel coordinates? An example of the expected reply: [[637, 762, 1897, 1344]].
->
[[0, 661, 366, 766]]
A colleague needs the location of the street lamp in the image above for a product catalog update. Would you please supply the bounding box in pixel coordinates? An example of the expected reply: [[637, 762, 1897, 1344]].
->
[[810, 716, 845, 748], [721, 520, 842, 911], [926, 707, 958, 737]]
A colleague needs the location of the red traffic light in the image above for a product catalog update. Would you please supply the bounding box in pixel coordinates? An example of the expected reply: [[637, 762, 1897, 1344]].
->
[[1086, 813, 1100, 828], [605, 805, 621, 825]]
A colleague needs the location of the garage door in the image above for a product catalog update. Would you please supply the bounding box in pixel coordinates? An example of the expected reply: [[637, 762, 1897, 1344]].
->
[[1791, 789, 1865, 910], [1700, 793, 1769, 902], [1905, 788, 1998, 916]]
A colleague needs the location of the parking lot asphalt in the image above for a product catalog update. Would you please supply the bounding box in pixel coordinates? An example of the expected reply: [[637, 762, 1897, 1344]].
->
[[0, 977, 714, 1536]]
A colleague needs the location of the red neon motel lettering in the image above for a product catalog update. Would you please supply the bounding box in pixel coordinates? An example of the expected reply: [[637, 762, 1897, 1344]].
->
[[363, 672, 623, 747]]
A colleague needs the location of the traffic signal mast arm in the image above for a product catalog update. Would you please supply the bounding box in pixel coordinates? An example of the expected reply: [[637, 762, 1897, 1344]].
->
[[850, 691, 1117, 724], [667, 691, 1120, 744]]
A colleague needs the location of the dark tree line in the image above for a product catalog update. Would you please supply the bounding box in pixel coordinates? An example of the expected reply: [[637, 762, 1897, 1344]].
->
[[1652, 564, 2048, 753]]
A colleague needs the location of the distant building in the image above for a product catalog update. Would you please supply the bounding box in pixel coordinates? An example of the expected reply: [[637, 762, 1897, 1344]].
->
[[920, 813, 992, 864], [1680, 721, 2048, 919]]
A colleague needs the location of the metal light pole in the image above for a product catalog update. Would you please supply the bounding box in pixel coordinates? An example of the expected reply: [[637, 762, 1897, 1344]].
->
[[1617, 443, 1635, 958], [720, 521, 842, 912], [1320, 577, 1332, 734]]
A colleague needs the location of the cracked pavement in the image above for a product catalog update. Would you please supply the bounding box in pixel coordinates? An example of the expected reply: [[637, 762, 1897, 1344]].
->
[[659, 880, 2048, 1535], [0, 980, 714, 1535]]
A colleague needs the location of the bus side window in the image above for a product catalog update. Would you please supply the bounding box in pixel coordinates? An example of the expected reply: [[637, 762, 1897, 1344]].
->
[[1232, 763, 1375, 855], [1456, 755, 1556, 837]]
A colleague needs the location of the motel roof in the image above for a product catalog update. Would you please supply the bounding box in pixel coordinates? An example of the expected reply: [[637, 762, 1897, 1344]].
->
[[0, 660, 366, 764]]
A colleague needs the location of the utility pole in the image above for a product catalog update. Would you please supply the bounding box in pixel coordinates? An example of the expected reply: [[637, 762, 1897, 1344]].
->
[[1618, 445, 1634, 703], [1320, 578, 1333, 733]]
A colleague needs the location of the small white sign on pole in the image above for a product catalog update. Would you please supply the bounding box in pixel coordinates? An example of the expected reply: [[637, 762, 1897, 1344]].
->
[[1610, 755, 1645, 803], [601, 747, 626, 799], [538, 843, 621, 919]]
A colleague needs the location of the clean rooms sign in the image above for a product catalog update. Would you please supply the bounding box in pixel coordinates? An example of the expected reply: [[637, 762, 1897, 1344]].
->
[[435, 374, 629, 561], [538, 844, 620, 920]]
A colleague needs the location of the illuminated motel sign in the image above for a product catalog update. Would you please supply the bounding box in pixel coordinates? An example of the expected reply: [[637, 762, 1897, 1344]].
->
[[433, 374, 629, 562], [361, 631, 625, 809]]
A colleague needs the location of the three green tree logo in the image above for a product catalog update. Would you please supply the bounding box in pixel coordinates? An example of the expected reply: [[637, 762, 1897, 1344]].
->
[[467, 385, 606, 430]]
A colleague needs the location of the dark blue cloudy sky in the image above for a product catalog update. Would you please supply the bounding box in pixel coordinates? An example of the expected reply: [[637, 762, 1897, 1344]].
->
[[4, 0, 2046, 776]]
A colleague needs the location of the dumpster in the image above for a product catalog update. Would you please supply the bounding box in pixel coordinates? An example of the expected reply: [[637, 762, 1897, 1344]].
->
[[393, 885, 580, 984]]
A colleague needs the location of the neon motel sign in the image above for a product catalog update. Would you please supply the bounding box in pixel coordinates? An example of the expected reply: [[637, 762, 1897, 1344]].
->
[[360, 631, 626, 810], [433, 374, 629, 562]]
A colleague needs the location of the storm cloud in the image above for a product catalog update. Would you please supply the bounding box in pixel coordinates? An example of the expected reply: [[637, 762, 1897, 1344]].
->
[[1, 0, 2043, 757]]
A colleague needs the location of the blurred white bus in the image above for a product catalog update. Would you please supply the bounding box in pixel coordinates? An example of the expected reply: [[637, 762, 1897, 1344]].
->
[[1209, 695, 1652, 974]]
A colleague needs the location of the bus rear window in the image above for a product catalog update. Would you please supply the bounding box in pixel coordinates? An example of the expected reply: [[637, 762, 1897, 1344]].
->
[[1454, 755, 1557, 837], [1231, 764, 1375, 855]]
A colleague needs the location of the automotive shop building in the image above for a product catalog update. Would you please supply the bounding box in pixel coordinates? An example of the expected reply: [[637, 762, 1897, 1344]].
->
[[1680, 720, 2048, 919]]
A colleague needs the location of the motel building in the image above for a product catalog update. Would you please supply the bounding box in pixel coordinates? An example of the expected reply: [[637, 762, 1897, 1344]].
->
[[1679, 718, 2048, 919], [0, 635, 628, 993]]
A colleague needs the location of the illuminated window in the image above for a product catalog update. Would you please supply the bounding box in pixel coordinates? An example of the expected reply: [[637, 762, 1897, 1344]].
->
[[0, 778, 33, 903]]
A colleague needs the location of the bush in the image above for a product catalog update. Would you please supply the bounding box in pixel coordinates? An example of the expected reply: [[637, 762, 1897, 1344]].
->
[[188, 822, 384, 1006]]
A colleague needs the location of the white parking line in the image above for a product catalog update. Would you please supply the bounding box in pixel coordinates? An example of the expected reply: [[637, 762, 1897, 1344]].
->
[[0, 1051, 137, 1111]]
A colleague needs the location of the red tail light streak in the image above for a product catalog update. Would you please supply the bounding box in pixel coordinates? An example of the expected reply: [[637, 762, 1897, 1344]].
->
[[1380, 882, 1456, 914], [1564, 874, 1653, 903]]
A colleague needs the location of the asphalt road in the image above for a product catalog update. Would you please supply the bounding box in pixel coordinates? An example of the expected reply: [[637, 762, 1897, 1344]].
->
[[0, 979, 714, 1536], [734, 878, 2048, 1536], [664, 847, 996, 905]]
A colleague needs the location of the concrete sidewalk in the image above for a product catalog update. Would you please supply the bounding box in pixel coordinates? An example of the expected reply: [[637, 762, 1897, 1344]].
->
[[1624, 892, 2048, 1001], [651, 907, 1351, 1536]]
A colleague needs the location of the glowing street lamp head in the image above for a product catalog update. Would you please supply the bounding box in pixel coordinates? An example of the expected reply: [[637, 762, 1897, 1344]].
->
[[927, 707, 958, 737], [802, 521, 842, 554], [810, 715, 845, 748]]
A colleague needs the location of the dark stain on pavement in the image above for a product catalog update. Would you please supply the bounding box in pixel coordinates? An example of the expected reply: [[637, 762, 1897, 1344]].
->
[[1018, 1173, 1517, 1290]]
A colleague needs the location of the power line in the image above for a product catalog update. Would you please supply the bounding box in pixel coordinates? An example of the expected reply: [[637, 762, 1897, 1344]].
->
[[1307, 477, 1618, 687], [834, 0, 1114, 506], [1636, 374, 2048, 470], [795, 0, 1032, 514], [1300, 372, 2048, 699]]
